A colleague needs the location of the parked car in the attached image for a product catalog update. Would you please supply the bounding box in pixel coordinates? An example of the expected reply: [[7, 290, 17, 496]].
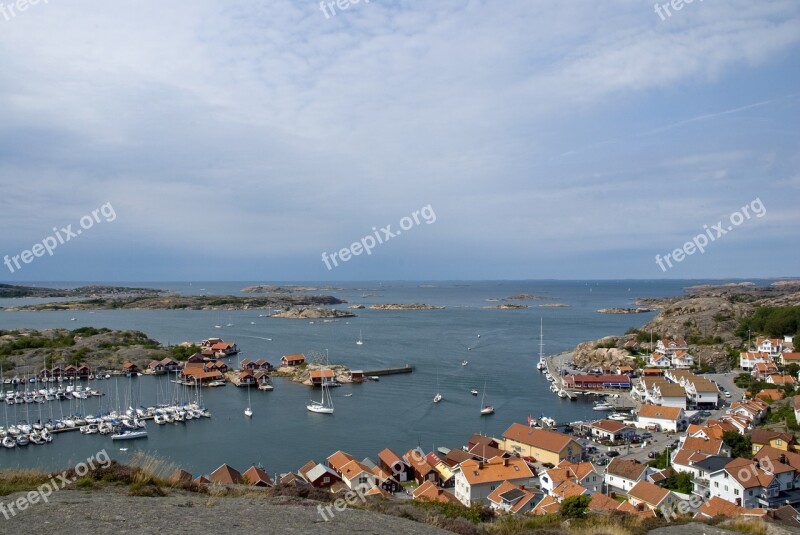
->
[[648, 451, 657, 459], [606, 450, 620, 457], [724, 391, 732, 398], [641, 432, 653, 439], [542, 462, 555, 469], [596, 457, 609, 466]]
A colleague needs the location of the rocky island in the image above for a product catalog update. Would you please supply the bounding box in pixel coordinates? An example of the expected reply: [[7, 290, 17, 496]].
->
[[369, 304, 445, 310], [3, 294, 346, 312], [269, 308, 356, 319]]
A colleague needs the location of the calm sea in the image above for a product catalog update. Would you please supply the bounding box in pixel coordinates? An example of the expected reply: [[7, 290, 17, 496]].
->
[[0, 280, 758, 477]]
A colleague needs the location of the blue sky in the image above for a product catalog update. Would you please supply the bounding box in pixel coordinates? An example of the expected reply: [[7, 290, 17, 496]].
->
[[0, 0, 798, 281]]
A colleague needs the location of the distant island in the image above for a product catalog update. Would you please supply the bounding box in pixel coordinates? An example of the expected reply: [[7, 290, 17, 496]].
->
[[269, 308, 355, 319], [0, 284, 165, 299], [3, 294, 346, 312], [485, 294, 550, 302], [596, 307, 652, 314], [539, 303, 569, 308], [369, 304, 445, 310], [240, 285, 343, 294], [485, 304, 528, 310]]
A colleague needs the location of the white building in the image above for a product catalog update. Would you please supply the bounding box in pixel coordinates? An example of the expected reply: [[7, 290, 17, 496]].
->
[[707, 458, 783, 509], [740, 351, 769, 371], [452, 456, 534, 507], [637, 404, 685, 432], [756, 337, 783, 359], [604, 458, 650, 493]]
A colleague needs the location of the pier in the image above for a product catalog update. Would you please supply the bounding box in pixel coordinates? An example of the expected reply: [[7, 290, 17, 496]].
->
[[362, 365, 414, 377]]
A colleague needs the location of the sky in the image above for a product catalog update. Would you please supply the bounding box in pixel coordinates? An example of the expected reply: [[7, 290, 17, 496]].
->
[[0, 0, 798, 281]]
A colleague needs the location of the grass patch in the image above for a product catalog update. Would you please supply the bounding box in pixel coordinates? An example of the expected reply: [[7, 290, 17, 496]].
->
[[722, 518, 768, 535], [0, 469, 51, 496]]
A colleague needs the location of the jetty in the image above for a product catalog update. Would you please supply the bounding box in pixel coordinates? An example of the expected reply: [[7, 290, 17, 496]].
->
[[362, 365, 414, 377]]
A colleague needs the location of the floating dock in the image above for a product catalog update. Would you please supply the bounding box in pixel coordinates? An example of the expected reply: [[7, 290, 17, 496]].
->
[[362, 365, 414, 376]]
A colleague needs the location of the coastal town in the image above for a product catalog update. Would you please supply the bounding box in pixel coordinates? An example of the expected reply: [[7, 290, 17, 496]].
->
[[141, 330, 800, 526]]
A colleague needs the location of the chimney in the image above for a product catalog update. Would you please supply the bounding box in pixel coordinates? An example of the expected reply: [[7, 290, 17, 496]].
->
[[503, 458, 509, 467], [478, 461, 485, 470]]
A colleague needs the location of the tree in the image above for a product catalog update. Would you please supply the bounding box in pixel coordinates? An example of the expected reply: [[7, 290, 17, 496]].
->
[[723, 431, 752, 459], [663, 471, 693, 494], [561, 495, 591, 519]]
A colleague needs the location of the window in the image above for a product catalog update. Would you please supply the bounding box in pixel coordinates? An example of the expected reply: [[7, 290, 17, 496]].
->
[[323, 477, 329, 483], [734, 489, 739, 496], [776, 440, 783, 446]]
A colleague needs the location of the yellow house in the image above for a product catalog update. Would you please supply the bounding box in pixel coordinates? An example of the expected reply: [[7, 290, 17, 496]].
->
[[750, 429, 795, 455], [500, 423, 582, 465]]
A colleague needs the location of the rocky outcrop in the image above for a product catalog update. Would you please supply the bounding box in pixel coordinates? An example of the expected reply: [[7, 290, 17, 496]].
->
[[597, 307, 652, 314], [485, 304, 528, 309], [539, 303, 569, 308], [269, 308, 355, 319], [573, 339, 633, 369], [369, 304, 445, 310]]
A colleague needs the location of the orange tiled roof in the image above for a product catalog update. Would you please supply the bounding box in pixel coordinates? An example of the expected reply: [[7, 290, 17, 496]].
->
[[628, 480, 670, 507], [637, 404, 682, 420], [502, 423, 576, 452], [458, 456, 533, 485]]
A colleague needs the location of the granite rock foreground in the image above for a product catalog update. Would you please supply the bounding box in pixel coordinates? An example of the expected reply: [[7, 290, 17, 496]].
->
[[0, 489, 452, 535]]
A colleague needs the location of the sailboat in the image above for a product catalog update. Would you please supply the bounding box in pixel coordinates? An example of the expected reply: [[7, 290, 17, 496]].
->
[[536, 319, 547, 371], [433, 365, 442, 403], [480, 381, 494, 415], [307, 376, 334, 414], [244, 385, 253, 417], [356, 330, 363, 346]]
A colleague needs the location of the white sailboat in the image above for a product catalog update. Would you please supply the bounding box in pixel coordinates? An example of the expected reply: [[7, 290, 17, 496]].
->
[[433, 365, 442, 403], [307, 376, 334, 414], [536, 319, 546, 371], [480, 381, 494, 415], [356, 330, 363, 346], [244, 385, 253, 417]]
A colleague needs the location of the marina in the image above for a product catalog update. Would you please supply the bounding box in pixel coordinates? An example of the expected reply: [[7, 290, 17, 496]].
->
[[0, 279, 698, 474]]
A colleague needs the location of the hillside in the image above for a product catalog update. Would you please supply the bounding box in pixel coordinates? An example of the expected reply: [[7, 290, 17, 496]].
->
[[573, 281, 800, 371]]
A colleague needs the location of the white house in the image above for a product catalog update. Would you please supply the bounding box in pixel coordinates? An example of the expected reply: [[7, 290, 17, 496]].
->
[[637, 404, 685, 432], [756, 337, 783, 360], [339, 460, 376, 491], [653, 382, 687, 409], [649, 354, 672, 368], [671, 350, 694, 369], [740, 351, 769, 371], [684, 378, 719, 408], [604, 458, 649, 493], [656, 338, 688, 358], [452, 456, 534, 507], [540, 461, 601, 495], [707, 458, 781, 509]]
